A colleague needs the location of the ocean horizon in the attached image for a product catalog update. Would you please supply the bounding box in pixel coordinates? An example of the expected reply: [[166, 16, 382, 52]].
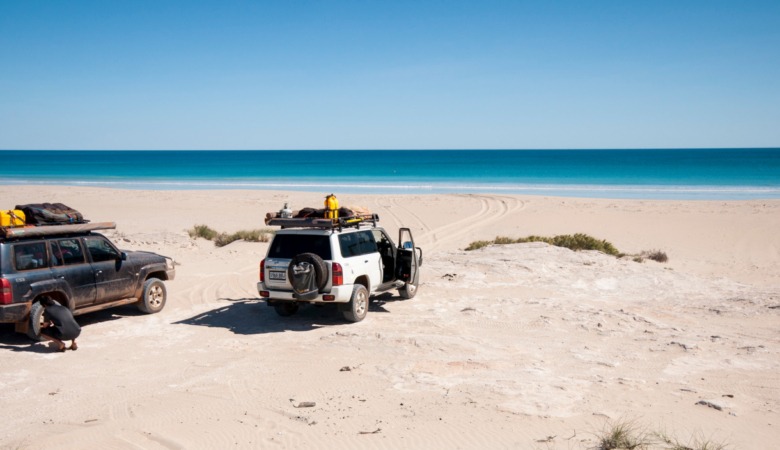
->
[[2, 149, 779, 200]]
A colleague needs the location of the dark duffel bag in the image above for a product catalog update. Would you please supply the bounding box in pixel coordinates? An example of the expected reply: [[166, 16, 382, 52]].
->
[[15, 203, 87, 225]]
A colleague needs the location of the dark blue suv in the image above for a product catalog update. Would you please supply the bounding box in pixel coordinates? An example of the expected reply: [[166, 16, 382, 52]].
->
[[0, 222, 175, 340]]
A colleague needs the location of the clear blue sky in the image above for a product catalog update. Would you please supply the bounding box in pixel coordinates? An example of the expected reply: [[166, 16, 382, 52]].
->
[[1, 1, 779, 150]]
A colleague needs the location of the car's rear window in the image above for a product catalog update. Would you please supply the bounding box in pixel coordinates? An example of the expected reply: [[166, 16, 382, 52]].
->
[[268, 234, 332, 260]]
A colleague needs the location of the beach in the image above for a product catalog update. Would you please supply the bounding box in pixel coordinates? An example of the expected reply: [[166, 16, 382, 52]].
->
[[1, 186, 779, 449]]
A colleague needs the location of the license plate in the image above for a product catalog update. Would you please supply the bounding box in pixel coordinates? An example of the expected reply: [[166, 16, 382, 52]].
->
[[269, 270, 286, 281]]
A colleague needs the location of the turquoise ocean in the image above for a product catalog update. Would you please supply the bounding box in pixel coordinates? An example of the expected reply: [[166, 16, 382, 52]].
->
[[1, 149, 779, 200]]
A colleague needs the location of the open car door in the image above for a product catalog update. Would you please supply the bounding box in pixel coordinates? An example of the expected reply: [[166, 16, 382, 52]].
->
[[396, 228, 422, 298]]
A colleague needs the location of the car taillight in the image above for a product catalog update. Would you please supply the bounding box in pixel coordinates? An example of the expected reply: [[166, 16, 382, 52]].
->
[[259, 259, 265, 282], [0, 278, 12, 305], [332, 262, 343, 286]]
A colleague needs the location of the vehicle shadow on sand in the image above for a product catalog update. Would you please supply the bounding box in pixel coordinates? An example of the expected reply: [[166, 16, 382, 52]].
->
[[0, 326, 53, 353], [0, 307, 145, 353], [173, 297, 393, 335]]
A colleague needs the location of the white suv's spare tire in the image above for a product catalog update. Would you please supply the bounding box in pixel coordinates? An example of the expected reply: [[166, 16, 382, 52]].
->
[[287, 252, 328, 292]]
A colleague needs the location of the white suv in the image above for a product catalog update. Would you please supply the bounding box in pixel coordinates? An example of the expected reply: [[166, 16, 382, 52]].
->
[[257, 216, 422, 322]]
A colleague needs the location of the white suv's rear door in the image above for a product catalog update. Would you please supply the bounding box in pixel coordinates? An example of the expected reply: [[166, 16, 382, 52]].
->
[[264, 232, 333, 290]]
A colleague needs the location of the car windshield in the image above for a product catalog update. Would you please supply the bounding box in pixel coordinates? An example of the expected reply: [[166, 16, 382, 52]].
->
[[268, 234, 332, 260]]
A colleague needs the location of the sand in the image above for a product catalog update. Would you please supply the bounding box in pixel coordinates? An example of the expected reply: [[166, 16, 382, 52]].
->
[[1, 186, 778, 449]]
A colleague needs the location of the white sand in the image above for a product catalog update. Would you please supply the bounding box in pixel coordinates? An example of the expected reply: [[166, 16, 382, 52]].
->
[[1, 186, 778, 449]]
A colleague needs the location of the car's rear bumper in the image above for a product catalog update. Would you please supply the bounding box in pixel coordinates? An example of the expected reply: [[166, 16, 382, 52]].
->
[[257, 282, 353, 303], [0, 302, 31, 323]]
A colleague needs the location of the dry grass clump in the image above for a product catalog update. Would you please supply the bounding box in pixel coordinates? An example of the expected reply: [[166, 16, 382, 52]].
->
[[598, 421, 653, 449], [188, 224, 218, 241], [655, 430, 729, 450], [633, 250, 669, 263], [645, 250, 669, 263], [465, 233, 620, 256], [189, 225, 273, 247], [593, 420, 730, 450]]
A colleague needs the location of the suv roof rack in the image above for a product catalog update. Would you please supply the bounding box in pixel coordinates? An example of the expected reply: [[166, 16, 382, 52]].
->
[[0, 222, 117, 239], [267, 214, 379, 231]]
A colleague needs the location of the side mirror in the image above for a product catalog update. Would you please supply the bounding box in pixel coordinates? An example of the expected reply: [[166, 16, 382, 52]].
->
[[120, 252, 127, 261]]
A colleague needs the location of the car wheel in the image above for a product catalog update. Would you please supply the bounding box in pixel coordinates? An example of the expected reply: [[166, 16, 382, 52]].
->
[[288, 253, 328, 291], [342, 284, 368, 323], [273, 302, 299, 316], [398, 282, 417, 299], [137, 278, 167, 314], [26, 300, 46, 341]]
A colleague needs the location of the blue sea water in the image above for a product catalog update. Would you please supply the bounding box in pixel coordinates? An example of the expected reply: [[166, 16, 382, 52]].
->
[[1, 149, 779, 200]]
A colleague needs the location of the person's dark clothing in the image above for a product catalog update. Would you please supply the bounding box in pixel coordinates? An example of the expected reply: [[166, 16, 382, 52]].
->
[[42, 304, 81, 341]]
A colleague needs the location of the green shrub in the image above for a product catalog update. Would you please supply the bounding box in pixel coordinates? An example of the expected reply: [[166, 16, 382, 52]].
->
[[465, 240, 492, 251], [234, 229, 271, 243], [551, 234, 611, 255], [514, 235, 552, 244], [190, 225, 273, 247], [188, 224, 218, 240], [465, 233, 620, 256], [213, 232, 238, 247]]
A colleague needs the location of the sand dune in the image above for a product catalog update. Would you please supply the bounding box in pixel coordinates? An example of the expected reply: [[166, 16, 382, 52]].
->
[[1, 186, 778, 449]]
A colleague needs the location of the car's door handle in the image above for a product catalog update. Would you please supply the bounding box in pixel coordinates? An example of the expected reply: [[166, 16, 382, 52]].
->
[[96, 270, 103, 275]]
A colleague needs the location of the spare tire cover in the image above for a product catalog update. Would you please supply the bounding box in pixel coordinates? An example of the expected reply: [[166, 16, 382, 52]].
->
[[288, 252, 328, 292]]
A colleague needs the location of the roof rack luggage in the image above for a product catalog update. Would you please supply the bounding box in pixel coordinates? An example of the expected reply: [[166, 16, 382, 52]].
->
[[15, 203, 87, 226], [266, 214, 379, 230]]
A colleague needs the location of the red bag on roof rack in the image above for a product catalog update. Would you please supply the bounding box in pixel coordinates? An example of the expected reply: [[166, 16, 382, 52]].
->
[[14, 203, 88, 226]]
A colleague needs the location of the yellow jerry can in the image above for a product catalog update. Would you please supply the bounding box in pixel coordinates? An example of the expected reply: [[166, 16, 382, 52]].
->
[[324, 194, 339, 220], [0, 209, 26, 227]]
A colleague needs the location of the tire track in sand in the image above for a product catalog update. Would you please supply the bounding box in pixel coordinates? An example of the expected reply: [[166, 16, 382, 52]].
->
[[411, 194, 525, 251], [370, 197, 403, 231], [388, 197, 434, 236], [367, 194, 524, 251]]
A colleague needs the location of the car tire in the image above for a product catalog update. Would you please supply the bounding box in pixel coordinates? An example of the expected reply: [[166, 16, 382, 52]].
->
[[288, 253, 328, 292], [398, 282, 417, 299], [341, 284, 368, 323], [137, 278, 167, 314], [26, 300, 46, 341], [273, 302, 299, 317]]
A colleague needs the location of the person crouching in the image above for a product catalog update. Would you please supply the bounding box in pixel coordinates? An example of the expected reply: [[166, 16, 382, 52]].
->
[[39, 298, 81, 352]]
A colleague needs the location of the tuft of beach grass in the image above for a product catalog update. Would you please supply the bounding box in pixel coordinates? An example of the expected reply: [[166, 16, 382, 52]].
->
[[189, 225, 273, 247]]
